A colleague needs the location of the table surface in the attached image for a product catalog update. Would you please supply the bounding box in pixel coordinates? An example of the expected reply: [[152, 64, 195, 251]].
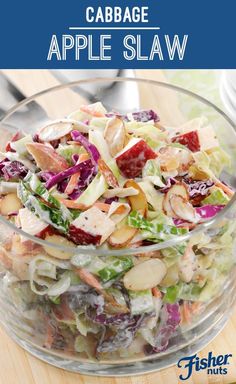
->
[[1, 69, 236, 384]]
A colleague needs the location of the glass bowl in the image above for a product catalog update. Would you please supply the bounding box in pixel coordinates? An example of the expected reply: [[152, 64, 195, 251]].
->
[[0, 77, 236, 376]]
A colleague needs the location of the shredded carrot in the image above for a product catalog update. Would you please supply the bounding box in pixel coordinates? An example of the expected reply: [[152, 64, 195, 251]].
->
[[58, 198, 87, 210], [67, 141, 81, 146], [182, 301, 191, 323], [108, 204, 128, 216], [80, 105, 105, 118], [59, 198, 112, 212], [75, 268, 103, 291], [177, 223, 196, 230], [98, 159, 119, 188], [65, 173, 80, 194], [214, 178, 234, 197], [65, 153, 90, 195], [190, 301, 202, 315], [181, 301, 203, 325], [94, 202, 111, 212], [152, 287, 162, 298]]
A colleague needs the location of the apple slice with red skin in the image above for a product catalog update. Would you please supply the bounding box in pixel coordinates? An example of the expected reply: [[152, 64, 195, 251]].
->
[[68, 226, 101, 246], [36, 226, 57, 240], [115, 138, 157, 178], [108, 225, 137, 249], [26, 142, 69, 172], [19, 207, 50, 238], [68, 206, 115, 246], [172, 131, 200, 152]]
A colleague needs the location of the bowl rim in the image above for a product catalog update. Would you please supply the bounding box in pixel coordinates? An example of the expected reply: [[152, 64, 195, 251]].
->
[[0, 76, 236, 256]]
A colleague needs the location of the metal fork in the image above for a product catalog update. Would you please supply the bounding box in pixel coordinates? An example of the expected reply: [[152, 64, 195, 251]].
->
[[0, 70, 139, 132]]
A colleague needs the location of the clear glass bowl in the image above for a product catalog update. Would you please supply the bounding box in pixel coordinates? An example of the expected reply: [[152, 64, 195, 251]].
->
[[0, 78, 236, 376]]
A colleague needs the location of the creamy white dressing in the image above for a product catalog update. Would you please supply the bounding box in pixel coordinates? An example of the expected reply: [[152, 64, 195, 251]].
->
[[5, 151, 36, 171]]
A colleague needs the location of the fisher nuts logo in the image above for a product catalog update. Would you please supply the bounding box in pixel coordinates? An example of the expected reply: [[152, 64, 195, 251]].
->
[[177, 351, 232, 381]]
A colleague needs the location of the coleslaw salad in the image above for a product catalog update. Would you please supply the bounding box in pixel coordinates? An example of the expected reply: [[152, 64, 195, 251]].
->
[[0, 101, 235, 359]]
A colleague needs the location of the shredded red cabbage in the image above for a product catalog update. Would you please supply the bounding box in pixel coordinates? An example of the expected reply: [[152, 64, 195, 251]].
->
[[33, 134, 40, 142], [86, 310, 136, 327], [70, 130, 100, 168], [173, 218, 188, 227], [68, 189, 82, 200], [96, 313, 150, 353], [72, 154, 80, 165], [106, 109, 160, 123], [58, 179, 70, 193], [145, 303, 181, 355], [183, 179, 214, 197], [160, 177, 177, 193], [173, 205, 224, 225], [45, 159, 93, 189], [39, 171, 55, 182], [49, 139, 60, 149], [104, 196, 119, 204], [196, 204, 225, 219], [0, 160, 28, 181], [129, 110, 160, 123], [54, 290, 155, 354], [65, 289, 152, 353], [67, 291, 105, 315]]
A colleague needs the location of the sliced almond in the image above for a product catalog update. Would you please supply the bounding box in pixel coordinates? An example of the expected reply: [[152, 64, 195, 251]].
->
[[123, 259, 167, 291], [43, 234, 76, 259], [163, 183, 188, 217], [124, 179, 148, 216], [108, 225, 137, 248], [0, 193, 22, 216], [26, 143, 69, 172], [170, 195, 199, 223], [107, 202, 130, 224], [104, 117, 126, 157], [38, 119, 77, 142]]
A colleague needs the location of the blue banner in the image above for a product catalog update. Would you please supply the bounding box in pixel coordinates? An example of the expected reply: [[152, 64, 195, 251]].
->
[[0, 0, 235, 68]]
